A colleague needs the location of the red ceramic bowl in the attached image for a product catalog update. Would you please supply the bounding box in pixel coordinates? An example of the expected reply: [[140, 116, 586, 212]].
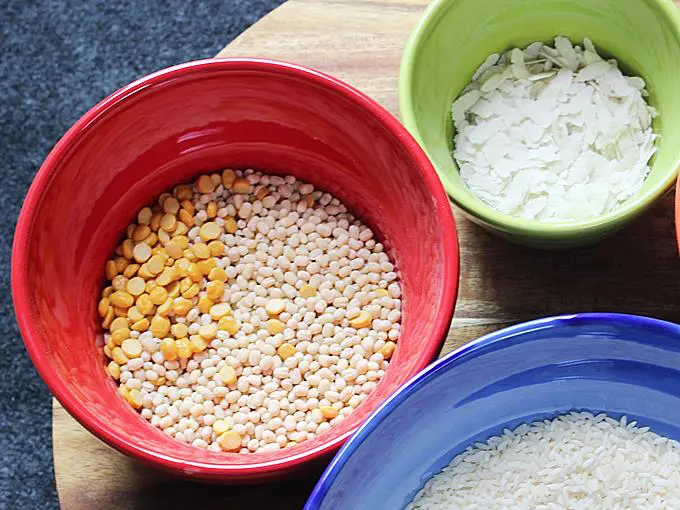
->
[[12, 58, 459, 481]]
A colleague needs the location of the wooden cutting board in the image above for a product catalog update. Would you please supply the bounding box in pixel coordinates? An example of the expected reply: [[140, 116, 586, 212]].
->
[[53, 0, 680, 508]]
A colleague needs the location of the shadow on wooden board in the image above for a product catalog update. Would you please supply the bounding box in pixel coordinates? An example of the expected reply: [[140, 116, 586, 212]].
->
[[455, 193, 678, 326]]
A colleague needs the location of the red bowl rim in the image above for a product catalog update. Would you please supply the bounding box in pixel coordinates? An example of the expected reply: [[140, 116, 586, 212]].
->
[[11, 57, 460, 478]]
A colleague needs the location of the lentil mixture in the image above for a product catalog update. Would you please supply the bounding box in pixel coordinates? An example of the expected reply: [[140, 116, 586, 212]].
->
[[98, 169, 401, 453]]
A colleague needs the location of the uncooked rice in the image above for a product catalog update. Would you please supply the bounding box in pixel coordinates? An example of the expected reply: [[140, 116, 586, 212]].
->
[[407, 412, 680, 509], [452, 36, 657, 221]]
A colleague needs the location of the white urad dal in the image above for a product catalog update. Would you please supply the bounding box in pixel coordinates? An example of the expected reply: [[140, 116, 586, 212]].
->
[[407, 412, 680, 510], [107, 170, 402, 454], [452, 37, 657, 221]]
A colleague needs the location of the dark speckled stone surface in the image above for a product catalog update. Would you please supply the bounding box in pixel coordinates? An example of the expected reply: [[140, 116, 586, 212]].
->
[[0, 1, 284, 507]]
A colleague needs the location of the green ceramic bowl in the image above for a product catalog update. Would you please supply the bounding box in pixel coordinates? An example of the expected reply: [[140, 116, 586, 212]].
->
[[400, 0, 680, 248]]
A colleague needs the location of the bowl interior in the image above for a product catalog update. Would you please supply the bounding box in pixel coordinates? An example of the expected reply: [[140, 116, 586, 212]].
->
[[13, 60, 458, 479], [307, 315, 680, 509], [401, 0, 680, 237]]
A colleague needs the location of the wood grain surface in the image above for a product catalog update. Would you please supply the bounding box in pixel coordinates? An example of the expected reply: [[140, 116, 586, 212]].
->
[[54, 0, 680, 508]]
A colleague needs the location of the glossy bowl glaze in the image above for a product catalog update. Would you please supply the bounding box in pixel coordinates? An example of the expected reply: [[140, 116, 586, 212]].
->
[[400, 0, 680, 248], [305, 313, 680, 509], [12, 58, 459, 482]]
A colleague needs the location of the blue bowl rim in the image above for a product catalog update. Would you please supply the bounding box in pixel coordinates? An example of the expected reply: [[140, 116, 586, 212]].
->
[[304, 312, 680, 509]]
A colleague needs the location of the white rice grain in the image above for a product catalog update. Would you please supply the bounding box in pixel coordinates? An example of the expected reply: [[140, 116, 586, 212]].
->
[[407, 412, 680, 510]]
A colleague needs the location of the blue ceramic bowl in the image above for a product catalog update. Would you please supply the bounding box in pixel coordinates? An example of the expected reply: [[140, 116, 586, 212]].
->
[[305, 313, 680, 510]]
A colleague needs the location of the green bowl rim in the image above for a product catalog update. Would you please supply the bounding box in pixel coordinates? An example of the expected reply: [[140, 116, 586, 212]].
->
[[399, 0, 680, 238]]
